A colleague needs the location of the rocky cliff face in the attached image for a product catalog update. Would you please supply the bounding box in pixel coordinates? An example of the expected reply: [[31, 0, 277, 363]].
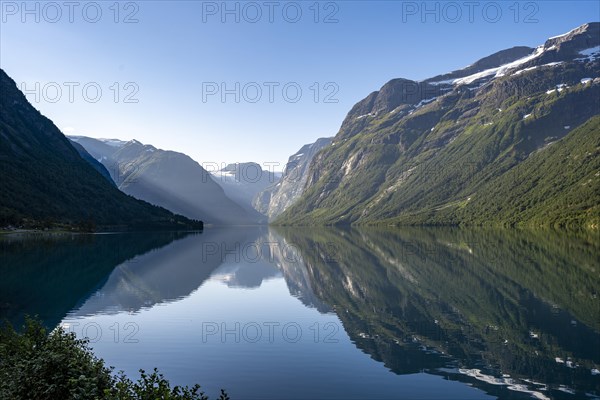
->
[[254, 137, 332, 219]]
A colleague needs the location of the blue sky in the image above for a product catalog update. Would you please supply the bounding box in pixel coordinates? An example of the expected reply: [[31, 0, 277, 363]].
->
[[1, 1, 598, 168]]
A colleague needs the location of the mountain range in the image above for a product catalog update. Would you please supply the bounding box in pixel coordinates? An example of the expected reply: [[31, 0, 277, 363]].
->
[[2, 22, 598, 230], [69, 137, 265, 226], [0, 69, 202, 231], [276, 22, 600, 228]]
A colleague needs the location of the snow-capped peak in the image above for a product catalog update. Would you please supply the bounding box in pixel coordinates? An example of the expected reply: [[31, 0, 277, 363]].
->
[[427, 23, 598, 88]]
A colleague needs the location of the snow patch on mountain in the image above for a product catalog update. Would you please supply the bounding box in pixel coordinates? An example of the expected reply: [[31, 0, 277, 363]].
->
[[414, 97, 437, 109], [453, 46, 546, 85], [512, 66, 538, 76], [556, 83, 568, 92], [579, 45, 600, 56], [428, 79, 454, 86], [99, 138, 128, 147], [512, 62, 563, 76], [575, 45, 600, 62]]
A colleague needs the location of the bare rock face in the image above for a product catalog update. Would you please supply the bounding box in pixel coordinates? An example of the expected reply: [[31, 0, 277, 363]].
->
[[254, 137, 332, 219]]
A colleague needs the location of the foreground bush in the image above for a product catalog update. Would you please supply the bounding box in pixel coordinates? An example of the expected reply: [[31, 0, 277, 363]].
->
[[0, 317, 229, 400]]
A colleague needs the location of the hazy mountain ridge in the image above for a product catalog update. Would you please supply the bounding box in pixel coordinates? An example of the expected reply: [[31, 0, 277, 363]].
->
[[277, 22, 600, 228], [210, 162, 277, 215], [71, 137, 266, 225]]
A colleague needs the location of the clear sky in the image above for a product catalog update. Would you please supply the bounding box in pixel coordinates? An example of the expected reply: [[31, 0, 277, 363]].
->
[[1, 1, 598, 169]]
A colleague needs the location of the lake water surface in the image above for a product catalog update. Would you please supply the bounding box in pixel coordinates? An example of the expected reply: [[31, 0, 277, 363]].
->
[[1, 227, 599, 399]]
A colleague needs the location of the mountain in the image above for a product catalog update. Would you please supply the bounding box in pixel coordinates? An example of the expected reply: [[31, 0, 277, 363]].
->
[[0, 68, 202, 230], [254, 137, 332, 219], [277, 22, 600, 228], [210, 162, 277, 214], [70, 137, 266, 225], [69, 141, 115, 186]]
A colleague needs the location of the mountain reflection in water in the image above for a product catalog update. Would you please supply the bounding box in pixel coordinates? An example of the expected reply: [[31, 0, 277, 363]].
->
[[2, 227, 598, 399]]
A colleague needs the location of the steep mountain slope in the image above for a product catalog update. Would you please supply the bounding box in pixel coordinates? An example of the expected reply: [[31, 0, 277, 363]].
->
[[278, 23, 600, 228], [254, 137, 332, 219], [401, 116, 600, 227], [210, 162, 277, 214], [69, 141, 115, 186], [70, 137, 265, 225], [0, 68, 202, 230]]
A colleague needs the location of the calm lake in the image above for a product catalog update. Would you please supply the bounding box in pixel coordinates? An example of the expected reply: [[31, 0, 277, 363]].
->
[[1, 227, 599, 399]]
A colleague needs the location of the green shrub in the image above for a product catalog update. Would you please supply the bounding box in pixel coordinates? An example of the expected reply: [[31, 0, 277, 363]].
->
[[0, 317, 229, 400]]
